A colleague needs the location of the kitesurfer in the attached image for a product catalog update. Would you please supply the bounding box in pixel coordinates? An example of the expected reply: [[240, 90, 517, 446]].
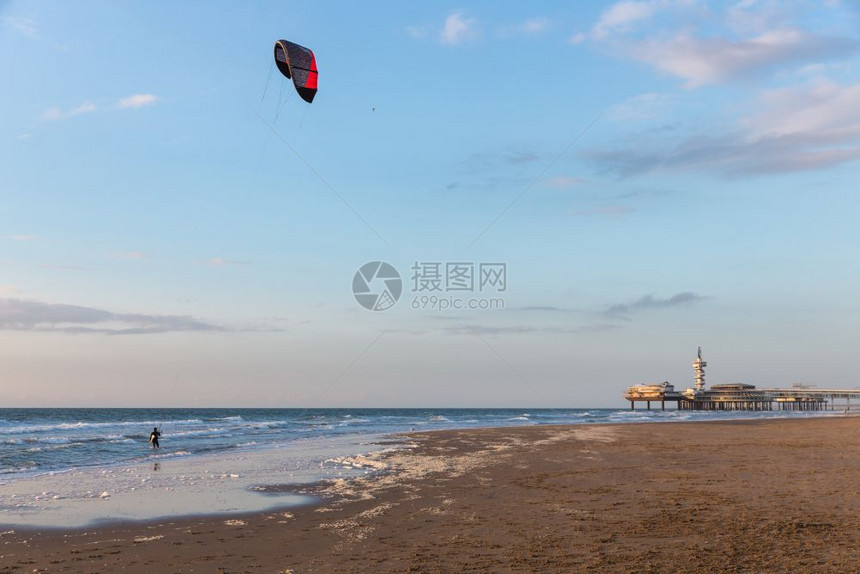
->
[[149, 427, 161, 449]]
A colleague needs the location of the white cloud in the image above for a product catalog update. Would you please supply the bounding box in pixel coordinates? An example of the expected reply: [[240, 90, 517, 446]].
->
[[69, 101, 97, 116], [499, 17, 551, 37], [794, 62, 850, 78], [116, 94, 158, 109], [568, 32, 587, 45], [405, 25, 429, 39], [585, 2, 857, 88], [520, 17, 550, 35], [40, 101, 97, 120], [608, 92, 675, 121], [11, 234, 37, 241], [634, 29, 856, 88], [41, 107, 62, 120], [117, 94, 158, 109], [441, 12, 478, 45], [3, 16, 38, 39], [586, 80, 860, 176], [16, 134, 32, 140], [415, 14, 547, 44], [742, 80, 860, 140], [592, 0, 672, 40], [543, 176, 586, 189], [40, 94, 157, 121]]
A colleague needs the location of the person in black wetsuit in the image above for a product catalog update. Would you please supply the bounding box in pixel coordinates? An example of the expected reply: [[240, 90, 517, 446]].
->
[[149, 427, 161, 448]]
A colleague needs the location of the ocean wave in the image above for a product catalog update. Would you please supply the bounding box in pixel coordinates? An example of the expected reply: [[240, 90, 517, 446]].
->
[[298, 424, 334, 432], [30, 436, 72, 444], [165, 427, 227, 437], [13, 434, 134, 445], [338, 418, 370, 426], [25, 443, 77, 453], [144, 450, 192, 461], [0, 419, 204, 435], [0, 463, 39, 474], [299, 418, 331, 426], [243, 422, 290, 430]]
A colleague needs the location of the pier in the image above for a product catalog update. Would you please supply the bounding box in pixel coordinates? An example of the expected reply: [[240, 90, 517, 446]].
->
[[624, 348, 860, 411]]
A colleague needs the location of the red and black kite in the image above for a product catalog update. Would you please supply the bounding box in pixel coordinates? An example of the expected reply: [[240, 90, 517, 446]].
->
[[274, 39, 318, 103]]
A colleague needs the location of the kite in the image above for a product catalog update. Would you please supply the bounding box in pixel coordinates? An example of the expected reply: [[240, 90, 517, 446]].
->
[[274, 39, 318, 103]]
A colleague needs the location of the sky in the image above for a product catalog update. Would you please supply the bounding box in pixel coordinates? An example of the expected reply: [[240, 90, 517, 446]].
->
[[1, 0, 859, 407]]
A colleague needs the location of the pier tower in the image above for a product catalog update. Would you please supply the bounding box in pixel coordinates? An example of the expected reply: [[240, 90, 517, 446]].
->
[[693, 347, 707, 392]]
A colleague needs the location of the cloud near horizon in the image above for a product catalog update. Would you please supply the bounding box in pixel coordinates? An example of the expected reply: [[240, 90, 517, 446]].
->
[[604, 292, 707, 317], [543, 176, 585, 189], [205, 258, 249, 267], [444, 322, 622, 336], [568, 205, 634, 217], [113, 251, 148, 260], [0, 297, 224, 335]]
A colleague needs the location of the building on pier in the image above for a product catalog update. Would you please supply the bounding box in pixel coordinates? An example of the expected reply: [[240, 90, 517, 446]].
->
[[624, 348, 848, 411], [680, 383, 775, 411], [623, 381, 681, 411]]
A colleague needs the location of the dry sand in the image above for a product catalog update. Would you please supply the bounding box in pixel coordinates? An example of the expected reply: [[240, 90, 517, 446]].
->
[[2, 417, 860, 573]]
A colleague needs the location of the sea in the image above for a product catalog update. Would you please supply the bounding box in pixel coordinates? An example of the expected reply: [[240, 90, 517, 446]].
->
[[0, 407, 839, 481]]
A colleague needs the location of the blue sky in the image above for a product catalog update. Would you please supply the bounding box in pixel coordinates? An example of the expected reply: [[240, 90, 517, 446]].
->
[[2, 0, 859, 407]]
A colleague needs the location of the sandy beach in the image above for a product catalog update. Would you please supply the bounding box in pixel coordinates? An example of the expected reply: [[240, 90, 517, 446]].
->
[[2, 416, 859, 573]]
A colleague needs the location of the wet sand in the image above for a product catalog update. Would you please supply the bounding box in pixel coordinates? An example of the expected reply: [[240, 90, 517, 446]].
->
[[3, 417, 860, 573]]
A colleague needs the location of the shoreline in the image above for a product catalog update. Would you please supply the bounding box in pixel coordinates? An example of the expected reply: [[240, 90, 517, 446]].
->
[[1, 411, 856, 530], [3, 416, 860, 572], [0, 432, 402, 530]]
